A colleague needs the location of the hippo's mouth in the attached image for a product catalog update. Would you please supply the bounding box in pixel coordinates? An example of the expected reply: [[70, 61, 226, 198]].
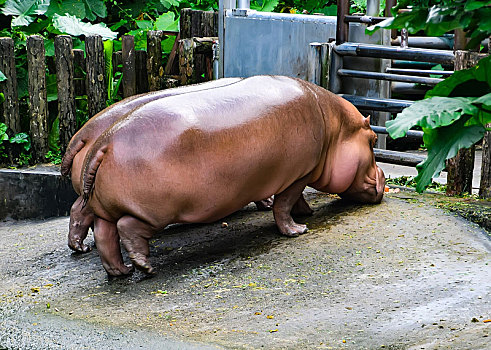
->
[[340, 166, 385, 204]]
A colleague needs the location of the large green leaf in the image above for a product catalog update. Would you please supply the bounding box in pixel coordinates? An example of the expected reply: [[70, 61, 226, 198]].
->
[[155, 12, 178, 31], [2, 0, 50, 27], [52, 13, 117, 40], [414, 118, 485, 192], [465, 0, 490, 11], [0, 69, 6, 82], [261, 0, 280, 12], [48, 117, 59, 152], [425, 55, 491, 98], [45, 0, 106, 21], [386, 96, 477, 139]]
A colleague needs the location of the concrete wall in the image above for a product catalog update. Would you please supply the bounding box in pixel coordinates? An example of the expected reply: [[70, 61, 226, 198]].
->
[[0, 166, 77, 220]]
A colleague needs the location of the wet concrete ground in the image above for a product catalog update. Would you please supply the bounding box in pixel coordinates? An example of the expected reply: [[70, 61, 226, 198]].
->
[[1, 189, 490, 349]]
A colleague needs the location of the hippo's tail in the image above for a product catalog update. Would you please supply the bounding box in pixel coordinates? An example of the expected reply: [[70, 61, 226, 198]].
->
[[81, 143, 108, 207], [60, 139, 86, 177]]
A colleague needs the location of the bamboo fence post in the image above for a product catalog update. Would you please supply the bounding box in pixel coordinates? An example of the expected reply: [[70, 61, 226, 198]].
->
[[85, 35, 106, 118], [136, 50, 148, 94], [122, 35, 136, 98], [147, 30, 164, 91], [27, 35, 49, 163], [54, 35, 76, 151], [0, 37, 20, 134]]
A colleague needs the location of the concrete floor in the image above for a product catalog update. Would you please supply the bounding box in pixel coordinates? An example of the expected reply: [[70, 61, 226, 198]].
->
[[0, 189, 489, 349]]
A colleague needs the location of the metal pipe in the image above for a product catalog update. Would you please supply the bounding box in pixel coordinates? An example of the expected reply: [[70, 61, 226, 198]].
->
[[374, 149, 426, 167], [366, 0, 380, 17], [371, 126, 423, 139], [335, 42, 455, 64], [392, 60, 454, 69], [339, 94, 413, 113], [344, 15, 387, 24], [400, 28, 408, 48], [386, 68, 454, 76], [336, 0, 350, 45], [338, 68, 443, 85], [237, 0, 250, 9], [391, 36, 454, 50]]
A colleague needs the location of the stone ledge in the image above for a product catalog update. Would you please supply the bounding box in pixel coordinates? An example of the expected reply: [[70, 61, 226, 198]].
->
[[0, 165, 77, 220]]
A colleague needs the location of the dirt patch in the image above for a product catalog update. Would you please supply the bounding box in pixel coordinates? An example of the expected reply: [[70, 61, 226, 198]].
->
[[1, 190, 490, 349]]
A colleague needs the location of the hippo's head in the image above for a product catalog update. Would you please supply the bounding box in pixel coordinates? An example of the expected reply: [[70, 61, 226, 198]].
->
[[338, 118, 386, 204]]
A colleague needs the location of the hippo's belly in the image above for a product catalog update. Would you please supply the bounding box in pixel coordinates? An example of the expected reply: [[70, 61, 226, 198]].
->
[[91, 92, 327, 227]]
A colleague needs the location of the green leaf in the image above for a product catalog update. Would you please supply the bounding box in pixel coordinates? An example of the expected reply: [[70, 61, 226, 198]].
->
[[52, 13, 117, 40], [465, 0, 490, 11], [2, 0, 50, 27], [261, 0, 279, 12], [0, 123, 8, 141], [0, 69, 6, 82], [162, 36, 175, 53], [0, 93, 4, 104], [135, 20, 153, 30], [414, 118, 485, 192], [155, 12, 178, 31], [426, 55, 491, 98], [160, 0, 179, 9], [46, 0, 85, 19], [83, 0, 106, 20], [10, 132, 31, 151], [386, 96, 478, 139]]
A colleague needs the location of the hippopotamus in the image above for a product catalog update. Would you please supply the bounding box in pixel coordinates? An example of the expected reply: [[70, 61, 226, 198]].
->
[[80, 75, 385, 276], [62, 78, 271, 253]]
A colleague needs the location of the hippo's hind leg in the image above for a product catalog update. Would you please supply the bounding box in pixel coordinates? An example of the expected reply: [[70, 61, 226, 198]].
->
[[273, 175, 312, 237], [68, 196, 94, 253], [291, 193, 314, 217], [117, 215, 157, 275], [254, 196, 273, 211], [94, 216, 134, 276]]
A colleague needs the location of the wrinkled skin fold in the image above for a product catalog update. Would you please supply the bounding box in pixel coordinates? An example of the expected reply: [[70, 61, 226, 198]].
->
[[72, 75, 385, 276]]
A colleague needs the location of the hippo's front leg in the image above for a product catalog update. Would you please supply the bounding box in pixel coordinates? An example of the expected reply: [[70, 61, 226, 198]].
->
[[68, 196, 94, 253], [273, 175, 312, 237], [117, 215, 158, 275], [93, 216, 134, 276]]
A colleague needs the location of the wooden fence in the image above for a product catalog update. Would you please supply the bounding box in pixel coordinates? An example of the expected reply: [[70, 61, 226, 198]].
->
[[0, 9, 216, 162]]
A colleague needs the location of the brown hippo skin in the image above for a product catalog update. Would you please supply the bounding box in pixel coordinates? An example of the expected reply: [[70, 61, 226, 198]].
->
[[81, 75, 385, 276], [60, 78, 273, 253]]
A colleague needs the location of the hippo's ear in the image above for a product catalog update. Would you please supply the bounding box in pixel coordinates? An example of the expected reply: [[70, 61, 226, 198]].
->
[[364, 116, 371, 128]]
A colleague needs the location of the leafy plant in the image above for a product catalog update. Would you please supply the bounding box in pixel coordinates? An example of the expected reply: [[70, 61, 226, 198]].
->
[[386, 55, 491, 193], [46, 149, 62, 164], [366, 0, 491, 49]]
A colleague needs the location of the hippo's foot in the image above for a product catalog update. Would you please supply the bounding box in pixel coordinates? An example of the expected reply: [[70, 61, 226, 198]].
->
[[291, 194, 314, 217], [68, 239, 92, 254], [273, 175, 311, 237], [254, 197, 273, 211], [117, 215, 157, 275], [68, 196, 95, 254], [94, 216, 133, 277], [278, 220, 308, 237]]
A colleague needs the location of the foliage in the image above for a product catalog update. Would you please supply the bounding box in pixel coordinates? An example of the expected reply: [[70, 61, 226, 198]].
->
[[386, 55, 491, 193], [0, 122, 32, 166], [385, 175, 446, 193], [46, 149, 62, 164], [366, 0, 491, 49]]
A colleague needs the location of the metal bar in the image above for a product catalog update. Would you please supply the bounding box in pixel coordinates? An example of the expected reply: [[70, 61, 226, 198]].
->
[[338, 68, 443, 85], [371, 126, 424, 139], [391, 36, 454, 50], [336, 0, 349, 45], [344, 15, 387, 24], [340, 94, 413, 113], [335, 43, 455, 64], [374, 149, 426, 167], [386, 68, 454, 76], [393, 60, 454, 69]]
